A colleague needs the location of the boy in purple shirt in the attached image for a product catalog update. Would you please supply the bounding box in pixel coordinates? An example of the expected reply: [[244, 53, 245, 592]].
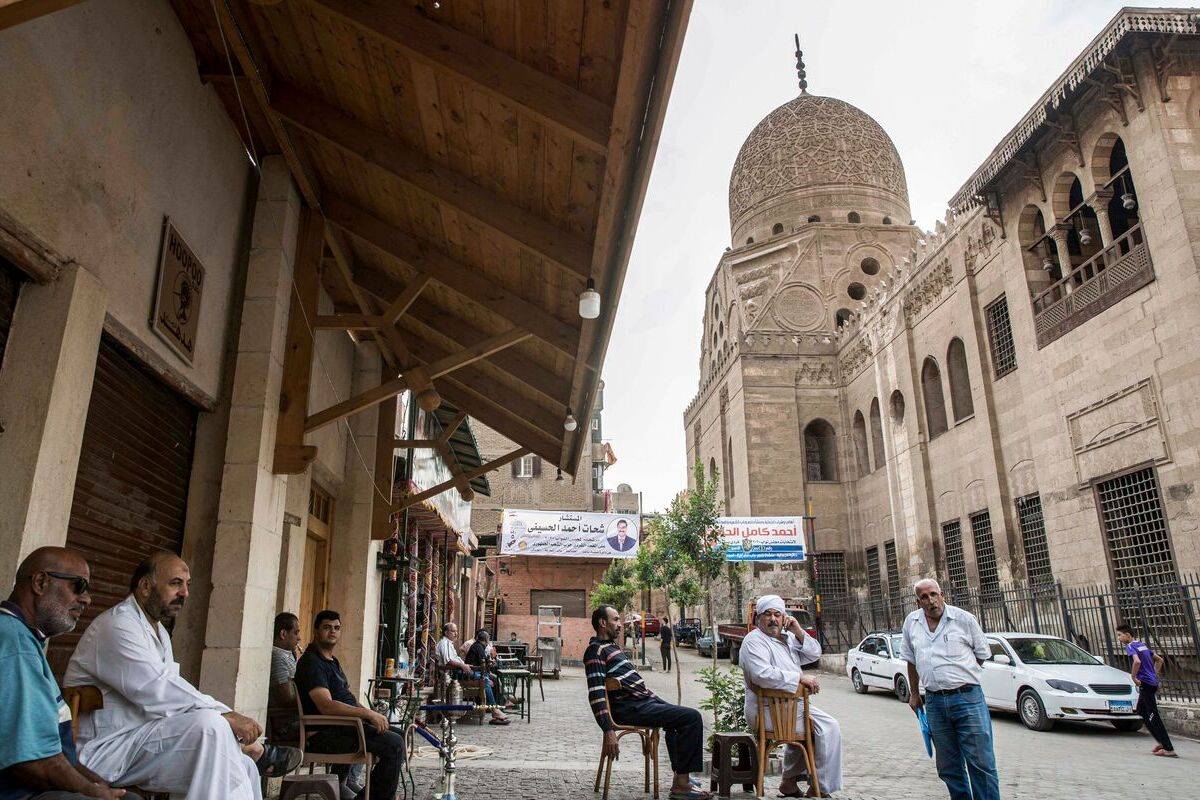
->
[[1116, 624, 1176, 757]]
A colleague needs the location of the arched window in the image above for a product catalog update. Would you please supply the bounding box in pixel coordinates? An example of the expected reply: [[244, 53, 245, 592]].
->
[[921, 357, 948, 439], [709, 457, 718, 481], [852, 410, 870, 476], [947, 338, 974, 422], [807, 214, 821, 223], [1018, 204, 1056, 297], [772, 222, 784, 235], [803, 419, 838, 482], [746, 237, 754, 245], [835, 308, 852, 329], [890, 390, 906, 424], [847, 282, 866, 301], [847, 211, 861, 224], [860, 257, 880, 276], [727, 437, 735, 497], [869, 398, 885, 471], [882, 216, 892, 225]]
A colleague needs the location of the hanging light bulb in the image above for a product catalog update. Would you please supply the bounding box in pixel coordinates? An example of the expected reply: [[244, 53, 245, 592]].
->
[[579, 278, 601, 319], [564, 409, 578, 431], [1079, 226, 1092, 246], [1042, 256, 1055, 271], [1121, 192, 1136, 211], [555, 468, 564, 482]]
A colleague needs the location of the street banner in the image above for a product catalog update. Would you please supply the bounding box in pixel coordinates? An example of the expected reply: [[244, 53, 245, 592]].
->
[[500, 508, 641, 559], [716, 516, 807, 562]]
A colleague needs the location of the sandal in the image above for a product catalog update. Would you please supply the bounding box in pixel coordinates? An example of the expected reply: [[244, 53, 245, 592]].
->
[[488, 717, 511, 725], [1153, 750, 1178, 758], [256, 743, 302, 776]]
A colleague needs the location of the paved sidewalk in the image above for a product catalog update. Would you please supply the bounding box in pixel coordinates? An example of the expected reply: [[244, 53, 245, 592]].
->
[[409, 646, 1195, 800]]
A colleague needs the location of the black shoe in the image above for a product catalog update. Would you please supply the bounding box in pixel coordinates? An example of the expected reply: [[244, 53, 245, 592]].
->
[[256, 743, 302, 776]]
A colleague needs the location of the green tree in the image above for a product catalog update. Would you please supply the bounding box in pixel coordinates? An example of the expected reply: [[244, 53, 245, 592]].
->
[[633, 516, 691, 702], [590, 558, 637, 614]]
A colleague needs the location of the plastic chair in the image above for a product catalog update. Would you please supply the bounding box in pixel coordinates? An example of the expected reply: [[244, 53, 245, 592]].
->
[[748, 680, 819, 798], [593, 678, 659, 800]]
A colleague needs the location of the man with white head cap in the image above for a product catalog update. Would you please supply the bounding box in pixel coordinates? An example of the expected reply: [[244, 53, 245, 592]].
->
[[738, 595, 843, 797]]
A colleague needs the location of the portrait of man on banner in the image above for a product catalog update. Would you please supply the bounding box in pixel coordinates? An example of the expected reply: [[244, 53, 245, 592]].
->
[[606, 518, 638, 552]]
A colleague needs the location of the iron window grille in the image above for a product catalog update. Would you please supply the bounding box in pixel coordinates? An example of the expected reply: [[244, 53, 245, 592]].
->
[[884, 540, 901, 600], [865, 545, 882, 601], [942, 520, 968, 592], [1016, 493, 1054, 588], [813, 552, 848, 598], [984, 294, 1017, 378], [970, 510, 1001, 602]]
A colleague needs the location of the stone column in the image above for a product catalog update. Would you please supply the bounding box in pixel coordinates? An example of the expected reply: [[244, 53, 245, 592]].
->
[[198, 157, 299, 719], [1089, 189, 1115, 246], [1049, 226, 1073, 289], [325, 341, 384, 696], [0, 264, 106, 594]]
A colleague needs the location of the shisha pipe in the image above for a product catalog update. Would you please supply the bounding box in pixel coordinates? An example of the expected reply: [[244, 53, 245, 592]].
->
[[419, 675, 504, 800]]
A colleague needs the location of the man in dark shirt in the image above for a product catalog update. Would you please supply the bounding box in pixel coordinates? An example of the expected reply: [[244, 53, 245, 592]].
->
[[295, 610, 405, 800], [584, 606, 709, 800], [659, 619, 674, 672]]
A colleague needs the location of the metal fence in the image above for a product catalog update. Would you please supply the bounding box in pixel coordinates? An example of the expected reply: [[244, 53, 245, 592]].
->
[[814, 574, 1200, 703]]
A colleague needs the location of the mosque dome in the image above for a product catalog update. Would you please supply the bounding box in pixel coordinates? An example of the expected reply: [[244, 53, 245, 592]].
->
[[728, 93, 910, 243]]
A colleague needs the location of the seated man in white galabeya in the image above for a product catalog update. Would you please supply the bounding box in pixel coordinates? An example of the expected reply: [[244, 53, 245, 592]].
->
[[738, 595, 844, 797], [65, 553, 300, 800]]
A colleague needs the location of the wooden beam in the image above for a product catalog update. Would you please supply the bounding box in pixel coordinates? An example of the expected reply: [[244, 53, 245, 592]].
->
[[323, 194, 580, 359], [393, 438, 438, 449], [354, 266, 570, 406], [379, 274, 430, 327], [272, 83, 592, 281], [272, 206, 324, 474], [394, 448, 529, 512], [0, 0, 82, 31], [438, 410, 468, 444], [435, 376, 564, 466], [304, 329, 528, 434], [312, 313, 378, 331], [210, 0, 320, 207], [370, 396, 398, 540], [309, 0, 611, 152], [323, 225, 400, 366]]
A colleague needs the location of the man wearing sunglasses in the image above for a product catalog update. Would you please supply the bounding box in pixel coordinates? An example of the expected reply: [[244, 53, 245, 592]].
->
[[0, 546, 136, 799], [66, 553, 297, 800]]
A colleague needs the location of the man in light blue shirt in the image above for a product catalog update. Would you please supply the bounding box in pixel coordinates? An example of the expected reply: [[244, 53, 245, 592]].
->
[[898, 578, 999, 800], [0, 546, 134, 800]]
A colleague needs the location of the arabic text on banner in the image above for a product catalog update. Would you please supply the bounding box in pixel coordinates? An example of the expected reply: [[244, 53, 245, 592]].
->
[[500, 508, 641, 559], [716, 516, 807, 562]]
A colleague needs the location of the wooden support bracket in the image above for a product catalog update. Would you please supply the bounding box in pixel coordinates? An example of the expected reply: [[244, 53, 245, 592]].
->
[[394, 447, 529, 512]]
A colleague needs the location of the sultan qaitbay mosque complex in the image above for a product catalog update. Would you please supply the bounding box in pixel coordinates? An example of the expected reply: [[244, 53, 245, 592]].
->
[[684, 8, 1200, 624]]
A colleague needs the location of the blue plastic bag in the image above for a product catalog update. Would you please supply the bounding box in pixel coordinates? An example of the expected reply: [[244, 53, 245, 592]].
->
[[914, 706, 934, 758]]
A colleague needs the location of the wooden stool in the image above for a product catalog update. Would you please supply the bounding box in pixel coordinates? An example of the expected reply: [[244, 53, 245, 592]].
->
[[709, 731, 758, 797], [279, 772, 340, 800]]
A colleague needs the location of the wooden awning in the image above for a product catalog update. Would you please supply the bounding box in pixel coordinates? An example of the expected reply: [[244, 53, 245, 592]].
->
[[169, 0, 691, 475]]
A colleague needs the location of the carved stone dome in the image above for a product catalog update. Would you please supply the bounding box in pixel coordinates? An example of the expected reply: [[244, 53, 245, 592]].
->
[[728, 94, 909, 241]]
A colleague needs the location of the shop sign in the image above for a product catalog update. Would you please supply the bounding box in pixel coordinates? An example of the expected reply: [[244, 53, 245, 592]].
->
[[500, 509, 641, 559], [716, 517, 807, 562], [151, 218, 204, 364]]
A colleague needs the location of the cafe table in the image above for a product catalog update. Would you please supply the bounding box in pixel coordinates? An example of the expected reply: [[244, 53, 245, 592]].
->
[[495, 667, 533, 723]]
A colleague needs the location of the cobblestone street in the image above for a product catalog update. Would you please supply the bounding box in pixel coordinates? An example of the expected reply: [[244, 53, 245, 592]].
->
[[409, 646, 1196, 800]]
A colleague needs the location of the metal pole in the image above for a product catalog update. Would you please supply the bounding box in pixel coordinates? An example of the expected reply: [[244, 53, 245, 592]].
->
[[1098, 592, 1115, 664]]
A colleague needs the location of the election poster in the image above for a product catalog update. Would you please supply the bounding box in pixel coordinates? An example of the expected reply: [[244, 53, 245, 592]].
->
[[500, 509, 641, 559], [715, 516, 807, 562]]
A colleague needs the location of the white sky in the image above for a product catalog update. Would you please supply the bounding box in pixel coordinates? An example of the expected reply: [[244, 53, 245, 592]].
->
[[600, 0, 1171, 511]]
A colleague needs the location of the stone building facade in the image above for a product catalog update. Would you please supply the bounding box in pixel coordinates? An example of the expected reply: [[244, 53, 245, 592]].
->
[[684, 9, 1200, 620]]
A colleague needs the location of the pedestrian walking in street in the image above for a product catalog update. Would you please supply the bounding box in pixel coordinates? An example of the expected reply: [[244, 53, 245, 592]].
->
[[1116, 624, 1177, 758], [585, 606, 711, 800], [660, 618, 674, 672], [898, 578, 1000, 800]]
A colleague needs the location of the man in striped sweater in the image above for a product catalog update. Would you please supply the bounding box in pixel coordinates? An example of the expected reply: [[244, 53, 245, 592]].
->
[[585, 606, 710, 800]]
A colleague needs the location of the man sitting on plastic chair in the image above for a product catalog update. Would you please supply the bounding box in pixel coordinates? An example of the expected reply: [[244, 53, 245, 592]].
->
[[738, 595, 843, 797], [585, 606, 710, 800]]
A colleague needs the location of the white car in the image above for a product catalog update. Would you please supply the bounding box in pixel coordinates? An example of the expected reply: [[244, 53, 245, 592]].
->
[[847, 632, 912, 702], [980, 632, 1141, 732]]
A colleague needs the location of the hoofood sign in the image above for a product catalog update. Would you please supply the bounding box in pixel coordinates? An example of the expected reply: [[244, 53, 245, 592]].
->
[[500, 509, 640, 559], [716, 517, 807, 563]]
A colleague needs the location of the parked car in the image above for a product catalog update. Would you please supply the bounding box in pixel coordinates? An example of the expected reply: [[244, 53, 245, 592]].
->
[[642, 616, 661, 637], [846, 630, 1143, 733], [697, 628, 730, 659], [846, 631, 911, 702], [980, 632, 1141, 732], [675, 618, 702, 646]]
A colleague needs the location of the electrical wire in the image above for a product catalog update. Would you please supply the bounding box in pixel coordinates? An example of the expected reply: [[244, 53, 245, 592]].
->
[[210, 0, 260, 170]]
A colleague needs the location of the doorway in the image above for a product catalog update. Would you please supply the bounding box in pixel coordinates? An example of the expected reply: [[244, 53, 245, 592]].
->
[[298, 483, 334, 646]]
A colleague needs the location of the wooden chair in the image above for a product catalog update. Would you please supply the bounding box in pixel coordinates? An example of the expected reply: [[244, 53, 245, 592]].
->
[[748, 680, 819, 798], [593, 677, 659, 800], [292, 680, 374, 797], [62, 685, 169, 800], [435, 664, 488, 724]]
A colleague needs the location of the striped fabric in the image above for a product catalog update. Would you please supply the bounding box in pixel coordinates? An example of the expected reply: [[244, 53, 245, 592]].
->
[[584, 636, 657, 731]]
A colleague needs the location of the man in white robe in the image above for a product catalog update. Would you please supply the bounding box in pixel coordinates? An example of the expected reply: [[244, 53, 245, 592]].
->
[[738, 595, 844, 797], [65, 553, 296, 800]]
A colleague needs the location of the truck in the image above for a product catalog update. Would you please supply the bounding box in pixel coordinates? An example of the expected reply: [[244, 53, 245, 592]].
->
[[717, 597, 818, 665]]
